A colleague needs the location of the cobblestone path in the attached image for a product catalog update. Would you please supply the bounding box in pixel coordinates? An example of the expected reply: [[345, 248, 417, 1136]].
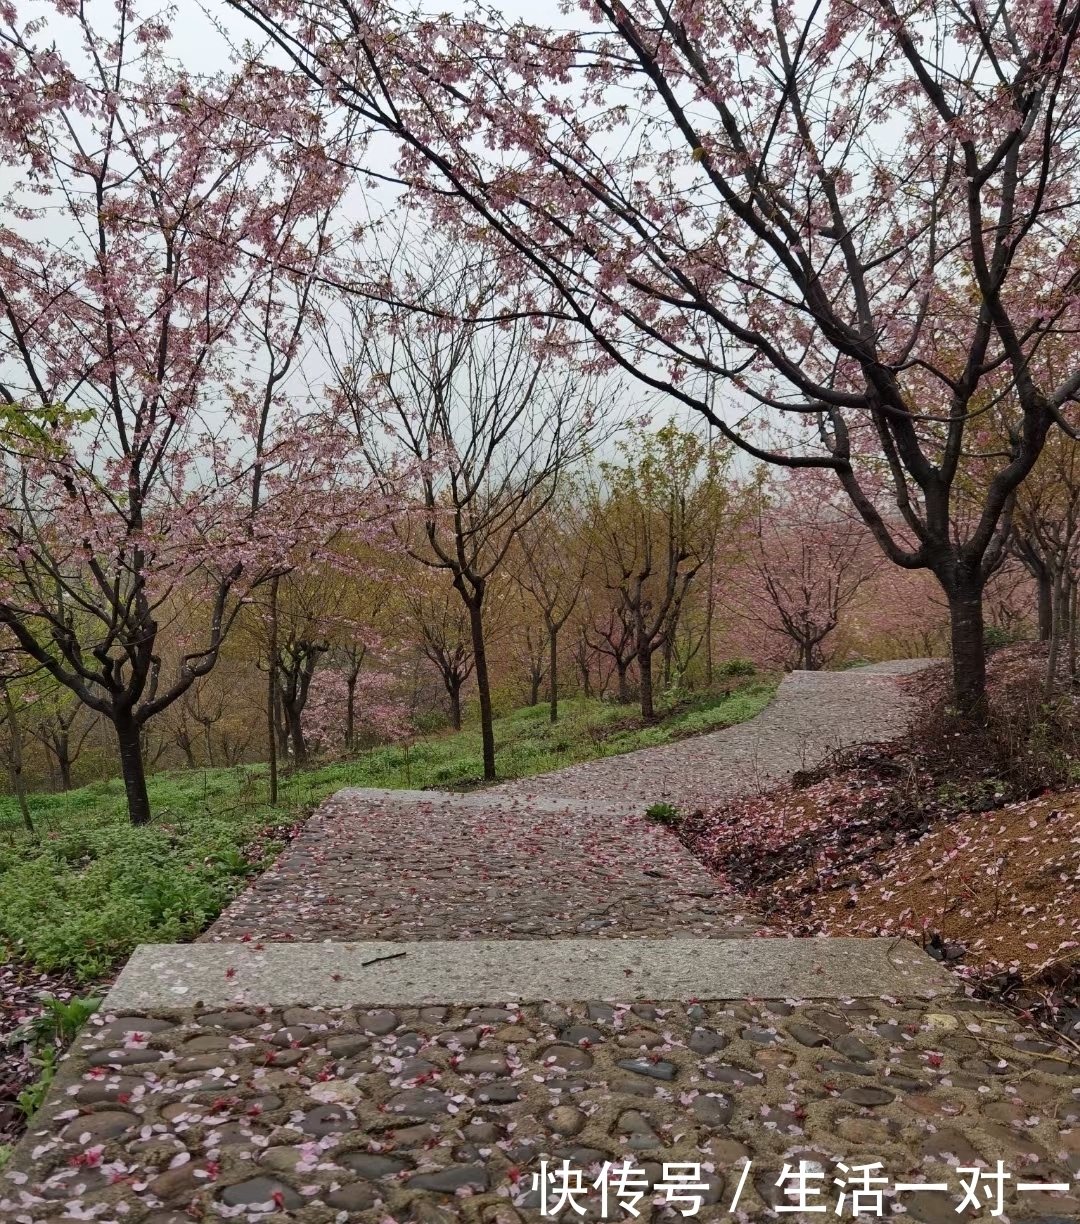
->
[[203, 664, 932, 945], [202, 790, 755, 943], [8, 659, 1080, 1223], [493, 662, 935, 810], [6, 995, 1079, 1224]]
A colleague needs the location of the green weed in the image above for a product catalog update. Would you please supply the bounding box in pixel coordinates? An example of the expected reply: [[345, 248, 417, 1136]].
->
[[7, 993, 101, 1049], [645, 802, 681, 825], [16, 1046, 57, 1118]]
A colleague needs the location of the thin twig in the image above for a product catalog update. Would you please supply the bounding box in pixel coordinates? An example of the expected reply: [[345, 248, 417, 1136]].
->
[[361, 951, 408, 967]]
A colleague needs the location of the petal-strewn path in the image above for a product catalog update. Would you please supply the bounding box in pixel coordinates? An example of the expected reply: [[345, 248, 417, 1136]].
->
[[493, 661, 934, 810], [203, 664, 932, 945], [8, 660, 1080, 1224]]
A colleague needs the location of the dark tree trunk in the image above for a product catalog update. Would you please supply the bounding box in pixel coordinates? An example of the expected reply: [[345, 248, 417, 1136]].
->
[[177, 734, 196, 770], [285, 704, 308, 768], [346, 673, 358, 751], [275, 697, 289, 761], [548, 622, 559, 724], [1038, 570, 1053, 642], [449, 681, 463, 731], [115, 712, 151, 827], [528, 666, 542, 706], [1062, 575, 1072, 680], [54, 732, 73, 791], [3, 682, 34, 836], [946, 576, 987, 720], [575, 637, 592, 699], [638, 645, 655, 720], [267, 574, 279, 805], [465, 591, 496, 780], [616, 658, 631, 704]]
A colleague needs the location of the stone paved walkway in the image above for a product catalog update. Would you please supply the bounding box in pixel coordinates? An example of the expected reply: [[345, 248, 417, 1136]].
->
[[493, 662, 935, 809], [5, 995, 1079, 1224], [201, 790, 753, 943], [8, 660, 1080, 1223], [203, 665, 932, 945]]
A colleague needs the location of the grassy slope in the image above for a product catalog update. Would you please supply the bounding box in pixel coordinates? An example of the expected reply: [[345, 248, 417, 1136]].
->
[[0, 683, 774, 980]]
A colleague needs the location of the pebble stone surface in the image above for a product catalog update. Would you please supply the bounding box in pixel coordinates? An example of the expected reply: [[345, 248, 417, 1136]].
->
[[201, 789, 754, 944], [8, 662, 1080, 1222], [203, 666, 933, 946], [4, 998, 1080, 1223]]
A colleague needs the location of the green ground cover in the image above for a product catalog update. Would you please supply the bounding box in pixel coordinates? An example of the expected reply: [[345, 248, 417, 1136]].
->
[[0, 682, 774, 980]]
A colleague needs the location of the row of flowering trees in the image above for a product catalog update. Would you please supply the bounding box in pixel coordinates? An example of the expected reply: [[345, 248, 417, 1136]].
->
[[0, 0, 374, 821], [219, 0, 1080, 722], [2, 0, 1077, 821]]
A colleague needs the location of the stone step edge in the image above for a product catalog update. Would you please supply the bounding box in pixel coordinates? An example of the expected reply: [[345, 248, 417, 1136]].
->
[[334, 785, 645, 815], [105, 937, 957, 1012]]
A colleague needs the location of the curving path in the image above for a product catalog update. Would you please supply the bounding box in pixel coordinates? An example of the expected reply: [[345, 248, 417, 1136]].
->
[[201, 663, 935, 945], [492, 660, 936, 811]]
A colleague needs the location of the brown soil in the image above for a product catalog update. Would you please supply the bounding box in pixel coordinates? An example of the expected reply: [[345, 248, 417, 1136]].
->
[[680, 644, 1080, 1033]]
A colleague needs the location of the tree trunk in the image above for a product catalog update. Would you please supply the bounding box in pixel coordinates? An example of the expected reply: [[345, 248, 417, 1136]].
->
[[267, 574, 279, 805], [115, 712, 152, 827], [1046, 570, 1066, 696], [638, 645, 655, 720], [528, 667, 541, 706], [548, 621, 559, 724], [616, 658, 631, 704], [946, 578, 987, 719], [466, 595, 496, 780], [346, 673, 357, 751], [1062, 575, 1072, 680], [449, 681, 463, 731], [705, 549, 715, 688], [286, 703, 308, 768], [3, 682, 34, 836], [178, 735, 196, 769], [55, 733, 73, 791], [1037, 570, 1053, 642], [576, 638, 592, 699]]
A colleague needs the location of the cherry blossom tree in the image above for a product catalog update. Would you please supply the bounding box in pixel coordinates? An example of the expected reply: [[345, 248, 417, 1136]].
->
[[303, 665, 411, 755], [0, 0, 356, 823], [403, 579, 474, 731], [26, 680, 95, 791], [225, 0, 1080, 719], [582, 599, 637, 704], [1011, 435, 1080, 684], [741, 471, 879, 671], [512, 496, 589, 723]]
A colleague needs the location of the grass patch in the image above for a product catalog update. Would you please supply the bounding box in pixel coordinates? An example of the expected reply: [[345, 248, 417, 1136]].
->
[[0, 683, 774, 980]]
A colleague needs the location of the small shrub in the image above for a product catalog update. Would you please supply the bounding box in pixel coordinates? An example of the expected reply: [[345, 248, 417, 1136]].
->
[[718, 658, 756, 677], [645, 802, 680, 825], [984, 625, 1023, 652]]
